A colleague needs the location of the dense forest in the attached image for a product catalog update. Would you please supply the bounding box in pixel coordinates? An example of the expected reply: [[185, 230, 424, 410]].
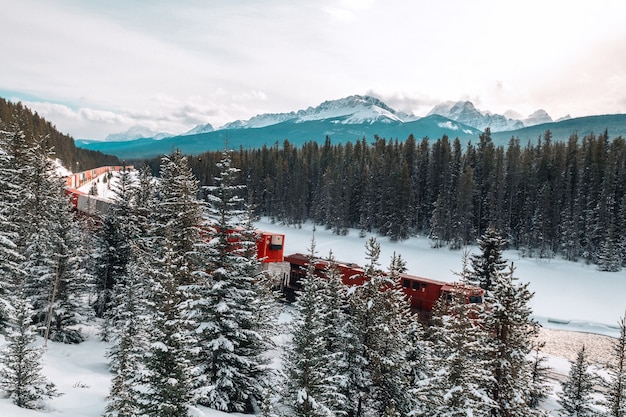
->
[[172, 129, 626, 270], [0, 97, 119, 170]]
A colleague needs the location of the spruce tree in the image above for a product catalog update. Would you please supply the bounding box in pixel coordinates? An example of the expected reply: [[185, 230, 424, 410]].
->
[[138, 244, 195, 417], [5, 133, 89, 343], [528, 341, 553, 409], [0, 131, 20, 329], [96, 167, 135, 340], [281, 242, 346, 417], [0, 286, 58, 409], [602, 314, 626, 417], [348, 237, 414, 416], [135, 151, 205, 416], [471, 225, 508, 291], [482, 263, 542, 417], [103, 259, 149, 417], [557, 346, 597, 417], [192, 149, 274, 412], [427, 252, 494, 417]]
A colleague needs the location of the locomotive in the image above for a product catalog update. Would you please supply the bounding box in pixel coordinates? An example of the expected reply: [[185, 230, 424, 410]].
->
[[65, 166, 483, 316]]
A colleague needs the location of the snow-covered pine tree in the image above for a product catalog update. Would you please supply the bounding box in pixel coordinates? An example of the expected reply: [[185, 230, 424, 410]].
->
[[0, 285, 58, 409], [43, 183, 92, 344], [601, 314, 626, 417], [104, 256, 150, 417], [137, 243, 196, 417], [557, 346, 597, 417], [528, 341, 553, 409], [281, 240, 346, 417], [5, 133, 89, 343], [348, 238, 414, 417], [426, 251, 494, 417], [135, 151, 205, 417], [0, 130, 21, 330], [191, 149, 274, 413], [131, 165, 156, 239], [482, 262, 543, 417], [104, 168, 153, 417], [596, 232, 622, 272], [153, 150, 205, 287], [471, 225, 508, 291], [95, 167, 135, 340]]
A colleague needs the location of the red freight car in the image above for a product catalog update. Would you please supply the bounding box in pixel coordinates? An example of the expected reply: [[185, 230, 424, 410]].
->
[[283, 253, 483, 316]]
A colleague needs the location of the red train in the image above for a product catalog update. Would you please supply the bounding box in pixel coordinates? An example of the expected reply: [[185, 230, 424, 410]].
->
[[64, 167, 289, 268], [65, 166, 483, 315], [282, 253, 484, 316], [65, 166, 132, 217]]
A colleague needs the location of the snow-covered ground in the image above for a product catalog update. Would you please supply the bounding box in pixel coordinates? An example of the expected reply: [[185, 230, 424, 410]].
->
[[255, 219, 626, 338], [6, 170, 619, 416]]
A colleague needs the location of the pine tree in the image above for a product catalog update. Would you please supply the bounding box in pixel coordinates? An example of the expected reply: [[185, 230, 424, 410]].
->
[[43, 187, 92, 344], [597, 232, 622, 272], [0, 286, 58, 409], [471, 226, 508, 291], [134, 151, 205, 416], [281, 241, 346, 417], [103, 258, 149, 417], [0, 131, 21, 329], [192, 149, 274, 412], [138, 243, 195, 417], [482, 263, 542, 417], [5, 133, 89, 343], [348, 237, 414, 416], [557, 346, 597, 417], [602, 314, 626, 417], [426, 251, 494, 417], [96, 167, 135, 340], [528, 341, 553, 409], [153, 150, 205, 287]]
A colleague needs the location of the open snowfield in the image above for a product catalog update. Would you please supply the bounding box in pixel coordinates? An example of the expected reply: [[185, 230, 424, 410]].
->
[[6, 169, 622, 416]]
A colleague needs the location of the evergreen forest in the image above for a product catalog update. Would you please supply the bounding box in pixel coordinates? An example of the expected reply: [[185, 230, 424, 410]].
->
[[0, 97, 120, 170], [1, 115, 626, 415], [175, 129, 626, 271]]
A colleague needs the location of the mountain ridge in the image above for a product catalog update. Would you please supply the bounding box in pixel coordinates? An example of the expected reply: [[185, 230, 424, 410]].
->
[[77, 95, 626, 160]]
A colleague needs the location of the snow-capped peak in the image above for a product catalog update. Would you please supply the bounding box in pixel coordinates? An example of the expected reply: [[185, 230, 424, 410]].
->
[[523, 109, 553, 126], [428, 101, 527, 132], [221, 95, 417, 130], [184, 122, 215, 135], [105, 125, 172, 141]]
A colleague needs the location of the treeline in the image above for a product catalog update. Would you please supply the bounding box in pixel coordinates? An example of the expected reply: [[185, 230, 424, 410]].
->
[[0, 97, 119, 170], [181, 129, 626, 270]]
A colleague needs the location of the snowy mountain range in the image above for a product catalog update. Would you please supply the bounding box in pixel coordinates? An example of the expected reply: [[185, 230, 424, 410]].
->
[[78, 95, 626, 159], [222, 95, 418, 129], [427, 100, 558, 132], [109, 95, 556, 142], [104, 125, 173, 142]]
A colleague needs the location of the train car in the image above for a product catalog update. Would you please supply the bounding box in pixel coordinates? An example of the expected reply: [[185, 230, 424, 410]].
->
[[65, 188, 114, 217], [283, 252, 483, 316], [64, 165, 134, 190]]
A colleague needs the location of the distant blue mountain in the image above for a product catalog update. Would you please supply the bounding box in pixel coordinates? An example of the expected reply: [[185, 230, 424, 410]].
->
[[490, 114, 626, 147], [76, 95, 626, 160], [78, 114, 482, 160]]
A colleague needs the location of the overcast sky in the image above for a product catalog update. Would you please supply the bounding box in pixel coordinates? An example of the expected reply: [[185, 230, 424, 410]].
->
[[2, 0, 626, 140]]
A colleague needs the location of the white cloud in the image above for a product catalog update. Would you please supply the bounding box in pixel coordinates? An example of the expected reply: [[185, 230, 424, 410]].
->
[[3, 0, 626, 139]]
